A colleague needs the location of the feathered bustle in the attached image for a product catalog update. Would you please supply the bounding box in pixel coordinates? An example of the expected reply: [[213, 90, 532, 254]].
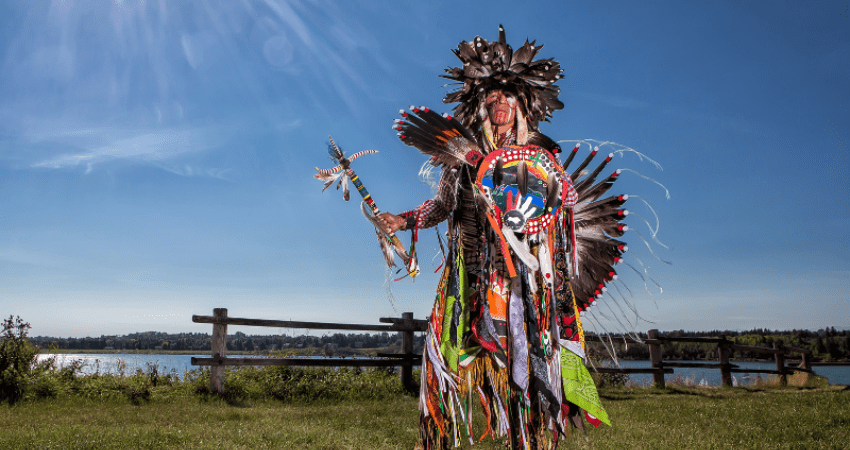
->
[[564, 145, 632, 313]]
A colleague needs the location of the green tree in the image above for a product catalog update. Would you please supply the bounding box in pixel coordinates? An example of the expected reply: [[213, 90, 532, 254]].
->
[[815, 337, 827, 356], [0, 316, 39, 404]]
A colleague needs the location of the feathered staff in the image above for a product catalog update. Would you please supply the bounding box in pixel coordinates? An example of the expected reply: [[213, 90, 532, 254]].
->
[[314, 136, 418, 276]]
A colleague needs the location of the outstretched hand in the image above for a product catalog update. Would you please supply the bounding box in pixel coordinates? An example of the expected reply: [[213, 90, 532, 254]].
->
[[377, 212, 406, 236]]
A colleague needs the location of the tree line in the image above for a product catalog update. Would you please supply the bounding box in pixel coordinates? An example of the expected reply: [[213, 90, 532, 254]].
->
[[29, 327, 850, 361], [586, 327, 850, 361], [29, 330, 426, 356]]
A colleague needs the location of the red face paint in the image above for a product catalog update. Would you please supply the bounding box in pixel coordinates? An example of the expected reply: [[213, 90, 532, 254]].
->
[[486, 90, 517, 126]]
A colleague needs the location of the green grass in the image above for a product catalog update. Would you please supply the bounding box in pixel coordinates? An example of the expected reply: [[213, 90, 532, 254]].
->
[[0, 396, 419, 449], [586, 386, 850, 450], [1, 385, 847, 449]]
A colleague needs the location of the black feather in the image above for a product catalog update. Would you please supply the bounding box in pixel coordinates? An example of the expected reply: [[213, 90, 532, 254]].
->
[[578, 174, 618, 204], [574, 154, 614, 192], [493, 156, 503, 187], [570, 148, 598, 182], [562, 144, 579, 169]]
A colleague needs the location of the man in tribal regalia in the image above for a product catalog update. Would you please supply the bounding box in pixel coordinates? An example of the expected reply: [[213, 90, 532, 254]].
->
[[375, 26, 628, 449]]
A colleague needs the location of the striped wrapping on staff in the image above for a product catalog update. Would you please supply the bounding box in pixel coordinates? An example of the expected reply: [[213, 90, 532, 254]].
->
[[314, 150, 379, 175], [347, 170, 377, 213]]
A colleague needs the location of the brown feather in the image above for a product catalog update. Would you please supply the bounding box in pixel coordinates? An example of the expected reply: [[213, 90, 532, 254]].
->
[[544, 173, 559, 213], [517, 160, 528, 197]]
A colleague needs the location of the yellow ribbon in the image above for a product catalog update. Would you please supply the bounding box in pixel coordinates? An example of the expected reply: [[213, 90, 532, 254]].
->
[[569, 283, 586, 352]]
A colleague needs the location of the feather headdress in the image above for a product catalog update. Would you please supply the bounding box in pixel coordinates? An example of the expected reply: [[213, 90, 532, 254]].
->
[[442, 25, 565, 130]]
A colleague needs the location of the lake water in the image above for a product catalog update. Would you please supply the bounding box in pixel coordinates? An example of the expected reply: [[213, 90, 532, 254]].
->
[[36, 354, 850, 386], [609, 359, 850, 386]]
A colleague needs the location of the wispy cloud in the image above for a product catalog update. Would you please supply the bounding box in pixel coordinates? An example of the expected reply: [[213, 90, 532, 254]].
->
[[28, 126, 220, 171], [155, 164, 234, 181]]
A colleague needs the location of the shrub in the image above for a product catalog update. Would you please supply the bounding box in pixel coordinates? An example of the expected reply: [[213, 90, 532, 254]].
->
[[183, 365, 410, 403], [0, 316, 39, 404]]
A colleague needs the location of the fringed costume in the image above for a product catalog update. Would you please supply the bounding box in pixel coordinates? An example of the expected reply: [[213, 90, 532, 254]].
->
[[389, 27, 628, 449]]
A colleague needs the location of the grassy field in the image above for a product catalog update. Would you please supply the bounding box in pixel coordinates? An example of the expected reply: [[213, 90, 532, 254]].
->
[[1, 385, 847, 449]]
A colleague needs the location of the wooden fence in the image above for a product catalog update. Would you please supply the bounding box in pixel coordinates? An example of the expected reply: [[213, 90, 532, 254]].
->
[[191, 308, 427, 394], [590, 329, 824, 388], [192, 311, 842, 393]]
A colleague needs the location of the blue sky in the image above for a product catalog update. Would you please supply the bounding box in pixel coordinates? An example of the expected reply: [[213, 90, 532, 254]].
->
[[1, 1, 848, 338]]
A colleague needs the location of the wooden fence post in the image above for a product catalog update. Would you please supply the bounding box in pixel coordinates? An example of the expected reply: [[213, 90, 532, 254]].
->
[[647, 329, 665, 388], [801, 350, 811, 372], [401, 312, 415, 392], [774, 341, 786, 387], [718, 335, 733, 387], [211, 308, 228, 394]]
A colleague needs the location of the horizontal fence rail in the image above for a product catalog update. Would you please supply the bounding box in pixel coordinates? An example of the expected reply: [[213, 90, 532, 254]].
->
[[191, 308, 427, 394], [592, 367, 674, 375], [191, 357, 422, 367], [617, 329, 821, 388], [192, 311, 844, 393], [191, 314, 428, 333]]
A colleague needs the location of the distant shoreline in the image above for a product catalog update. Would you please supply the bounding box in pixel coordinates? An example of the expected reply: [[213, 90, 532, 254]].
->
[[37, 347, 418, 358], [41, 349, 246, 356], [37, 348, 849, 363]]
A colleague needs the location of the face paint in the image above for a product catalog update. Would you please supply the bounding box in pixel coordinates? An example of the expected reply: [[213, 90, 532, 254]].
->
[[486, 90, 517, 126]]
